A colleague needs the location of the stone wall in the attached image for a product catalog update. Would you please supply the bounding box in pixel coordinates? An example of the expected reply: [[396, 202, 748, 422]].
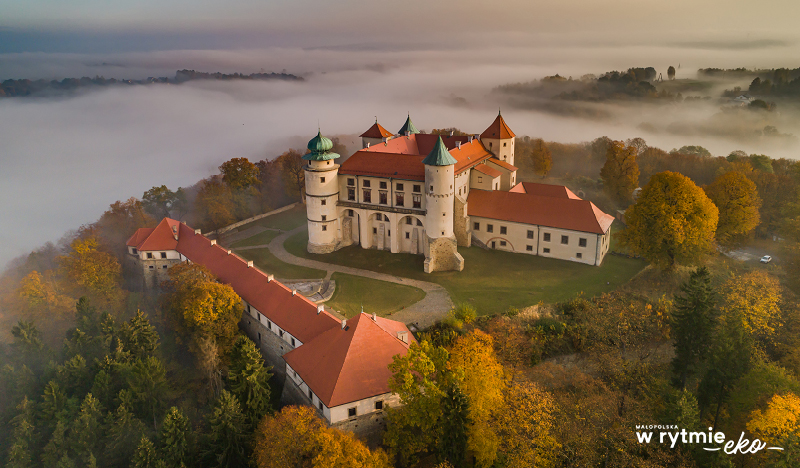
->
[[332, 411, 388, 448], [239, 315, 291, 380], [423, 235, 464, 273], [307, 241, 336, 254], [453, 195, 471, 247], [141, 258, 182, 289]]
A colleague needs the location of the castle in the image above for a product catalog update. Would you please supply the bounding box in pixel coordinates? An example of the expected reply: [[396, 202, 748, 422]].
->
[[304, 113, 614, 272]]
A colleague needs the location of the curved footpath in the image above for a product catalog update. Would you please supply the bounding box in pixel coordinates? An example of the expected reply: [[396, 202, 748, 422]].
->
[[236, 225, 454, 328]]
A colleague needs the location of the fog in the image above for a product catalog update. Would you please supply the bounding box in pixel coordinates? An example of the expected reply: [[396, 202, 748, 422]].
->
[[2, 42, 800, 268]]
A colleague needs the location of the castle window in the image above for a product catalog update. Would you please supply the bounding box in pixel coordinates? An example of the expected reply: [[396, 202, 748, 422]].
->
[[379, 191, 387, 205], [500, 241, 507, 246], [429, 185, 433, 192], [291, 338, 296, 347], [397, 183, 404, 191], [416, 220, 423, 226], [413, 195, 422, 208], [148, 265, 154, 270], [160, 252, 167, 258], [267, 320, 272, 330], [309, 388, 313, 399], [396, 193, 404, 206], [321, 215, 327, 221], [321, 199, 326, 206], [474, 222, 479, 230], [322, 225, 327, 231], [500, 226, 507, 235], [478, 176, 483, 183], [321, 177, 326, 183], [543, 233, 551, 242], [380, 181, 387, 189], [413, 185, 421, 193], [487, 224, 494, 233], [258, 332, 261, 341], [347, 178, 355, 186], [280, 330, 284, 337], [526, 245, 533, 251], [162, 265, 168, 269], [375, 400, 383, 410], [348, 209, 354, 216], [543, 248, 550, 253], [489, 142, 493, 149], [577, 253, 583, 259], [319, 401, 323, 410], [363, 180, 371, 188], [406, 217, 412, 225], [527, 230, 534, 239], [503, 142, 507, 147], [373, 228, 377, 234], [348, 188, 355, 201], [405, 232, 410, 239], [363, 190, 371, 203], [579, 238, 587, 247], [388, 230, 391, 237], [384, 215, 389, 222], [131, 248, 137, 254], [147, 252, 153, 259], [348, 408, 357, 418]]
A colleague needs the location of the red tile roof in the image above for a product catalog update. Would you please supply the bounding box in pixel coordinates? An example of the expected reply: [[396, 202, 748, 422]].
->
[[135, 218, 181, 251], [340, 133, 493, 179], [509, 182, 580, 199], [360, 122, 394, 139], [480, 113, 516, 139], [468, 189, 614, 234], [283, 312, 414, 407], [473, 164, 503, 178], [486, 158, 518, 172], [126, 227, 154, 247]]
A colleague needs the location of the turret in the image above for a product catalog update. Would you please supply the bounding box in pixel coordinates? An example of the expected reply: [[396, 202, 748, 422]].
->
[[359, 118, 394, 148], [398, 114, 420, 137], [480, 110, 516, 166], [304, 131, 341, 254], [423, 136, 457, 239]]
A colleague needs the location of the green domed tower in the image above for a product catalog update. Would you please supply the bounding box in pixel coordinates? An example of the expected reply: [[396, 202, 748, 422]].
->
[[304, 130, 343, 254], [303, 131, 341, 161]]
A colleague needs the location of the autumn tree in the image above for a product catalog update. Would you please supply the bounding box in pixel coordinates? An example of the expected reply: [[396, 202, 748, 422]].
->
[[254, 405, 390, 468], [163, 262, 243, 358], [496, 382, 559, 468], [747, 392, 800, 464], [276, 149, 306, 202], [227, 335, 273, 427], [600, 140, 640, 204], [142, 185, 180, 219], [220, 157, 260, 190], [95, 197, 157, 253], [620, 171, 719, 270], [193, 178, 236, 231], [720, 270, 782, 341], [671, 267, 719, 389], [58, 236, 122, 302], [529, 138, 552, 178], [704, 171, 761, 246]]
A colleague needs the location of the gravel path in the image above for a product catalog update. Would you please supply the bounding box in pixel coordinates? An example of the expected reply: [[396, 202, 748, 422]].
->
[[235, 225, 453, 328]]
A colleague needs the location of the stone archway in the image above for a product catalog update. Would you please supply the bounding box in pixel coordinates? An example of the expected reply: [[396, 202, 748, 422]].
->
[[397, 215, 425, 254], [368, 212, 392, 251]]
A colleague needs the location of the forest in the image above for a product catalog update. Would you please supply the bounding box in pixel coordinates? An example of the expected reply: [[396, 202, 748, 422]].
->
[[1, 131, 800, 467]]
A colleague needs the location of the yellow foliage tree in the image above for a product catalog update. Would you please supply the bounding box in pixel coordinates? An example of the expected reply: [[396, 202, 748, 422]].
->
[[254, 406, 390, 468], [721, 270, 782, 338], [747, 392, 800, 445], [530, 139, 552, 178], [600, 140, 640, 204], [448, 330, 507, 467], [704, 171, 761, 246], [16, 270, 73, 320], [497, 382, 559, 468], [620, 171, 719, 270], [58, 237, 122, 302]]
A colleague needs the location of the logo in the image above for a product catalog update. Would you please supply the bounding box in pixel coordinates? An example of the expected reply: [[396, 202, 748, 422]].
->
[[634, 426, 784, 455]]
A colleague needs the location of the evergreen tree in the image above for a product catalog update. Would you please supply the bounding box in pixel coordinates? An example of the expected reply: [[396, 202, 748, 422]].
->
[[670, 267, 719, 389], [42, 420, 71, 467], [71, 393, 104, 462], [119, 310, 160, 359], [204, 390, 248, 468], [227, 336, 272, 427], [131, 437, 164, 468], [6, 397, 35, 468], [438, 383, 470, 467], [158, 407, 192, 468], [40, 380, 67, 426], [106, 401, 148, 467], [127, 356, 168, 430]]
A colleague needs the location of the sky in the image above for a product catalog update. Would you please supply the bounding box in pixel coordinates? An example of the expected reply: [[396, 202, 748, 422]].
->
[[1, 0, 800, 269]]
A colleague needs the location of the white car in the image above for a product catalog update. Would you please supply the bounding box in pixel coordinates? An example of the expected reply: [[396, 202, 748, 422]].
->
[[760, 255, 772, 264]]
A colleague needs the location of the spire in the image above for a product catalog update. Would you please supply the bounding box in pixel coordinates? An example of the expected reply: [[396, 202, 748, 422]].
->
[[303, 130, 340, 161], [480, 112, 516, 139], [398, 114, 420, 135], [422, 136, 457, 166]]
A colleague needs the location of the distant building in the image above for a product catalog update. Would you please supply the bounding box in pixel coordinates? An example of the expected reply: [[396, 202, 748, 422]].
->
[[304, 113, 614, 271], [126, 220, 414, 434]]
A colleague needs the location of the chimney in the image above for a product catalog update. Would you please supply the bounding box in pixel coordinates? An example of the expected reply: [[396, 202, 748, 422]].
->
[[468, 135, 474, 142], [181, 221, 187, 225], [405, 131, 410, 137], [292, 289, 297, 296], [449, 130, 454, 136], [172, 225, 178, 240], [372, 312, 377, 321], [456, 141, 461, 149], [210, 239, 217, 246], [317, 305, 324, 314], [341, 319, 347, 330], [397, 331, 408, 343], [366, 142, 370, 148], [227, 249, 231, 255], [474, 134, 479, 140], [267, 274, 274, 282], [194, 229, 201, 235], [247, 260, 253, 268]]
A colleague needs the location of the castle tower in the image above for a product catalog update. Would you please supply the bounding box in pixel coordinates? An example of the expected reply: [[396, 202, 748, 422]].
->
[[359, 118, 394, 149], [398, 114, 420, 136], [422, 136, 464, 273], [304, 131, 341, 254], [480, 110, 516, 166]]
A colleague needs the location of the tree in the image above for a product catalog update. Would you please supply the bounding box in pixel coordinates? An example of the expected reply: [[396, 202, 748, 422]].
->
[[670, 267, 719, 389], [674, 145, 712, 158], [227, 335, 272, 427], [747, 392, 800, 460], [6, 397, 35, 468], [127, 356, 169, 430], [71, 393, 105, 463], [95, 198, 156, 255], [720, 270, 782, 340], [530, 138, 552, 178], [625, 137, 647, 156], [118, 310, 160, 359], [194, 178, 236, 231], [142, 185, 179, 219], [620, 171, 719, 270], [58, 237, 122, 301], [106, 401, 148, 467], [203, 390, 248, 468], [437, 383, 470, 467], [496, 382, 559, 468], [276, 149, 306, 202], [131, 437, 164, 468], [600, 140, 640, 204], [667, 66, 676, 80], [220, 158, 260, 190], [704, 171, 761, 246], [158, 407, 193, 468]]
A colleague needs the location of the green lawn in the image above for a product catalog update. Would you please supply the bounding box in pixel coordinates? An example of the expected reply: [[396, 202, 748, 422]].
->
[[285, 231, 646, 315], [324, 273, 426, 319], [248, 205, 308, 231], [236, 246, 326, 280], [230, 230, 281, 248]]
